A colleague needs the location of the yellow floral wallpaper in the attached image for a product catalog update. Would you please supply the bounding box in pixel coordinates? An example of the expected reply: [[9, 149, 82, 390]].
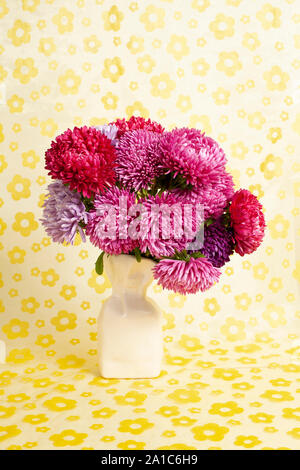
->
[[0, 0, 300, 450]]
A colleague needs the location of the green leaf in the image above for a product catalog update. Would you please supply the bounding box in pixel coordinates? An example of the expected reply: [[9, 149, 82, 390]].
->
[[134, 247, 142, 263], [205, 217, 215, 227], [95, 252, 105, 275], [191, 251, 205, 259]]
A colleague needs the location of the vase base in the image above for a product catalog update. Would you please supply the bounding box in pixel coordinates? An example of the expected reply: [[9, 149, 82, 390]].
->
[[99, 363, 161, 380]]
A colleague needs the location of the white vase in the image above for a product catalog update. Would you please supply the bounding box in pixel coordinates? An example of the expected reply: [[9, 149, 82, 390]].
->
[[98, 254, 162, 379]]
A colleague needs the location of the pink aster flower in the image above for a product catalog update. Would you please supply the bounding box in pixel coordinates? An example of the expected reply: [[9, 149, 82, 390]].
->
[[153, 257, 221, 295], [230, 189, 266, 256], [45, 126, 116, 198], [173, 172, 234, 219], [158, 128, 229, 188], [116, 129, 162, 191], [86, 186, 138, 255], [111, 116, 165, 138], [138, 193, 190, 258]]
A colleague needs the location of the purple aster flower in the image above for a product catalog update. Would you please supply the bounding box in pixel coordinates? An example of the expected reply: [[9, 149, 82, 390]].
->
[[115, 129, 162, 190], [41, 181, 87, 244], [201, 219, 234, 267], [86, 186, 138, 255], [153, 257, 221, 295]]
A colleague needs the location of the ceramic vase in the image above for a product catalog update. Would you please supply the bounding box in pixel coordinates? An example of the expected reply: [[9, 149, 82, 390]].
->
[[98, 254, 162, 379]]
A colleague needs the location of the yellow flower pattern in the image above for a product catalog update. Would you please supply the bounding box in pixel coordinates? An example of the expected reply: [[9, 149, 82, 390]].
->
[[0, 0, 299, 450]]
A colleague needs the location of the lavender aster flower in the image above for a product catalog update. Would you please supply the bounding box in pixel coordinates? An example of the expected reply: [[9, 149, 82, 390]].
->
[[94, 123, 119, 146], [201, 219, 234, 268], [41, 181, 88, 244]]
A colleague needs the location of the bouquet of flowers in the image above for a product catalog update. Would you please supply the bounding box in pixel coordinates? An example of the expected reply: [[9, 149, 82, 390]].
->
[[41, 116, 266, 295]]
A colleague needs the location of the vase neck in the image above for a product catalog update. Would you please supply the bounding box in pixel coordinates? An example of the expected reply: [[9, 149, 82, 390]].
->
[[104, 254, 155, 296]]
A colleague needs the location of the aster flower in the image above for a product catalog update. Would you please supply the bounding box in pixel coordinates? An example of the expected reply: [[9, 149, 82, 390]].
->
[[158, 128, 229, 188], [201, 219, 234, 267], [111, 116, 165, 138], [173, 174, 234, 219], [95, 123, 119, 146], [116, 129, 162, 190], [41, 181, 87, 244], [138, 193, 188, 258], [45, 126, 116, 198], [86, 186, 138, 255], [230, 189, 266, 256], [153, 257, 221, 295]]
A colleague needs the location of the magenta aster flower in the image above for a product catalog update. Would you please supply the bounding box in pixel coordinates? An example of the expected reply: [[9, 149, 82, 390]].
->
[[86, 186, 138, 255], [153, 257, 221, 295], [138, 193, 188, 258], [230, 189, 266, 256], [111, 116, 165, 138], [41, 181, 87, 244], [45, 126, 116, 198], [116, 129, 162, 191]]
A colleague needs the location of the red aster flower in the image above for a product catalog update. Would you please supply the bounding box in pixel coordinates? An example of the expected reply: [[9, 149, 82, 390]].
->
[[230, 189, 266, 256], [45, 126, 116, 198], [111, 116, 165, 138]]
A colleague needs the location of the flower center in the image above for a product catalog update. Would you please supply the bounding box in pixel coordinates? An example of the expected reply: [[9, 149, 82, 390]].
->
[[218, 22, 227, 31], [16, 28, 24, 38], [21, 66, 29, 74], [110, 64, 118, 74], [267, 161, 275, 170], [130, 423, 141, 429], [272, 74, 281, 84], [220, 407, 230, 412], [66, 78, 74, 87], [225, 59, 233, 67], [149, 14, 157, 23], [230, 326, 238, 334], [266, 12, 274, 22]]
